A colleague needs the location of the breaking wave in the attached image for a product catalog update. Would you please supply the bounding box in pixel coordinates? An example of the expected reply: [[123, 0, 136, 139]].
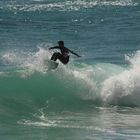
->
[[0, 46, 140, 108]]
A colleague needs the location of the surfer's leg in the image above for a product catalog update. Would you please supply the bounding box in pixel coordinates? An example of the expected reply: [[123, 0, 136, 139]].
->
[[51, 52, 62, 61], [59, 56, 69, 64]]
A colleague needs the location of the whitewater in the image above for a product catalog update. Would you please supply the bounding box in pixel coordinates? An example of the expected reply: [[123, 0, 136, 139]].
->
[[0, 0, 140, 140]]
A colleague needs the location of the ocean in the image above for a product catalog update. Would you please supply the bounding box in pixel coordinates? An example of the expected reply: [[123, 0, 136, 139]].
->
[[0, 0, 140, 139]]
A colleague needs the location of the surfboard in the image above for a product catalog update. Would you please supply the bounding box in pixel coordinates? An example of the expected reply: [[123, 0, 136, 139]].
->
[[44, 60, 59, 70]]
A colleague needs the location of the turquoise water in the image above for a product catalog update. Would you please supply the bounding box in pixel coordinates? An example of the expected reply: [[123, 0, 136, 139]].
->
[[0, 0, 140, 139]]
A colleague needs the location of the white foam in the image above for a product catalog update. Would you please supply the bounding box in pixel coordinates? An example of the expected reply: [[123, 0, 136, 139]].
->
[[1, 44, 140, 107], [23, 47, 51, 73], [101, 51, 140, 106], [0, 0, 138, 12], [55, 50, 140, 107], [0, 43, 53, 77], [59, 62, 127, 102]]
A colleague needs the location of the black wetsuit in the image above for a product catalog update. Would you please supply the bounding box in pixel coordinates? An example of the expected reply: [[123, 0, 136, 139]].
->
[[49, 46, 80, 64]]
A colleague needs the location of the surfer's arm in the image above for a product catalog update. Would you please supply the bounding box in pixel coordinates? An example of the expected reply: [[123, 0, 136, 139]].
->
[[49, 46, 59, 50], [69, 49, 81, 57]]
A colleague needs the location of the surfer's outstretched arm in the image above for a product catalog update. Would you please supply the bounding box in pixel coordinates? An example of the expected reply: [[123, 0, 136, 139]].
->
[[69, 49, 81, 57], [49, 46, 59, 50]]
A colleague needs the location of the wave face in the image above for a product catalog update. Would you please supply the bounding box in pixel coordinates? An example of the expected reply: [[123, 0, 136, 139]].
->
[[101, 51, 140, 106], [1, 1, 140, 139], [1, 48, 140, 117]]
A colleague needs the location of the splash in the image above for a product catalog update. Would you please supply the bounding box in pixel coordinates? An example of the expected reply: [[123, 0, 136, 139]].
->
[[1, 47, 140, 107], [101, 51, 140, 106], [0, 44, 53, 76]]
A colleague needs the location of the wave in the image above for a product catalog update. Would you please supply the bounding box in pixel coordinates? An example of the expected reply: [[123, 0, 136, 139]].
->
[[101, 51, 140, 107], [0, 47, 140, 109], [0, 0, 138, 12]]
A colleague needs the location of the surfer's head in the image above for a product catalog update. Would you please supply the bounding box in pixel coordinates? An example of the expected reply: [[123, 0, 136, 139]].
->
[[58, 40, 64, 47]]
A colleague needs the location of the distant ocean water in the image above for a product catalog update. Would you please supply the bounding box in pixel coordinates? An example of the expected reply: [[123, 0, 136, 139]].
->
[[0, 0, 140, 140]]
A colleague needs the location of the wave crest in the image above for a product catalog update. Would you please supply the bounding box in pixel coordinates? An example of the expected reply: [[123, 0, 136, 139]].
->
[[101, 51, 140, 106], [1, 47, 140, 107]]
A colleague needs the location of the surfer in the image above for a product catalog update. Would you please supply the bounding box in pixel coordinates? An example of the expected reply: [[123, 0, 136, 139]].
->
[[49, 41, 81, 64]]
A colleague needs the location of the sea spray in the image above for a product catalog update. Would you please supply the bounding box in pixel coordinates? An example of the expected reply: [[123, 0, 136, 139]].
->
[[101, 51, 140, 106], [1, 47, 140, 107], [1, 0, 140, 139]]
